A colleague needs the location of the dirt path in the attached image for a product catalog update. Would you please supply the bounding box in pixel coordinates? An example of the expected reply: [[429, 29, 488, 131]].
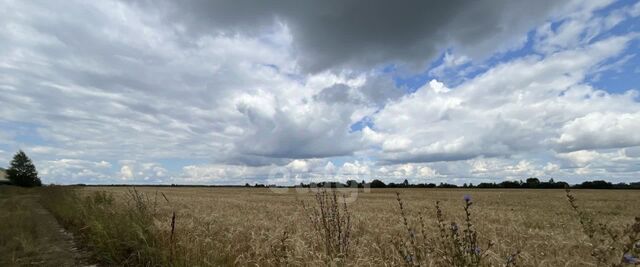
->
[[0, 191, 94, 267]]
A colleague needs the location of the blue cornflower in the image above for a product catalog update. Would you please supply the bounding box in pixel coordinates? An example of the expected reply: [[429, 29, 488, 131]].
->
[[623, 253, 640, 264], [474, 247, 481, 255], [463, 194, 472, 202], [404, 254, 415, 263]]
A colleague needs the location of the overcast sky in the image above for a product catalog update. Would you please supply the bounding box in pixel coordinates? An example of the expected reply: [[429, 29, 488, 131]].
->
[[1, 0, 640, 185]]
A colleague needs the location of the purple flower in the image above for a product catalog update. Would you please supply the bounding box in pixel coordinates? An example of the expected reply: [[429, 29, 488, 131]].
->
[[463, 194, 472, 202], [404, 255, 415, 263], [624, 254, 640, 264], [468, 246, 481, 255]]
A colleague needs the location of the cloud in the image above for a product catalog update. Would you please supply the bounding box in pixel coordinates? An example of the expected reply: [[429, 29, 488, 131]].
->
[[2, 0, 640, 184], [366, 35, 638, 164], [533, 0, 640, 54], [120, 165, 134, 180], [232, 87, 365, 159], [39, 159, 114, 184], [131, 0, 578, 72], [555, 112, 640, 152], [120, 161, 167, 181], [0, 0, 378, 166]]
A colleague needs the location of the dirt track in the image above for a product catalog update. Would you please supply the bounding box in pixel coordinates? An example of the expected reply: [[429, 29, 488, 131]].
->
[[0, 191, 94, 267]]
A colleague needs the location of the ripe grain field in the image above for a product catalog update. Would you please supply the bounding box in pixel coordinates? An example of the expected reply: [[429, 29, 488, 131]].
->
[[74, 187, 639, 266]]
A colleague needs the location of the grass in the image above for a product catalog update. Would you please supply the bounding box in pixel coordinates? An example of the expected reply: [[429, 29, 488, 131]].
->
[[40, 186, 169, 266], [0, 186, 81, 266], [3, 186, 639, 266], [565, 187, 640, 266], [59, 187, 637, 266], [301, 189, 353, 263], [393, 192, 507, 266], [0, 187, 41, 265]]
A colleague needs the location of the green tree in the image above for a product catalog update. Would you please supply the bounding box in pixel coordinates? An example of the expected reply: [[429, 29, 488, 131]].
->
[[526, 177, 541, 188], [370, 179, 386, 188], [6, 150, 42, 187]]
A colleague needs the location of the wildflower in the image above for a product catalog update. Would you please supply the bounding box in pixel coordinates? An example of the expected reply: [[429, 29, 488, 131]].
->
[[451, 222, 459, 232], [467, 246, 481, 255], [404, 254, 415, 263], [463, 194, 472, 202], [624, 253, 640, 264]]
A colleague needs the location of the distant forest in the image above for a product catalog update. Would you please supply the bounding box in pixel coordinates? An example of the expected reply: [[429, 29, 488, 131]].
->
[[289, 178, 640, 189], [69, 177, 640, 189]]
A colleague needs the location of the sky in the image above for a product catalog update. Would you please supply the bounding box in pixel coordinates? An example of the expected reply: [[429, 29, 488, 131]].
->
[[1, 0, 640, 185]]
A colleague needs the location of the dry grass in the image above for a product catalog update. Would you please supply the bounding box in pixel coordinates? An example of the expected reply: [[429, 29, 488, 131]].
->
[[0, 186, 86, 266], [63, 187, 640, 266]]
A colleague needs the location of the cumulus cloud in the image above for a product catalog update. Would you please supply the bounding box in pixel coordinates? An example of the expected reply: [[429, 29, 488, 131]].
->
[[39, 159, 114, 184], [367, 35, 639, 164], [1, 0, 640, 184], [555, 112, 640, 152]]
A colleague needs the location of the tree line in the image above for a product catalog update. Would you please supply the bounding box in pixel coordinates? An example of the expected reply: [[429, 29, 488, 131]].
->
[[289, 177, 640, 189]]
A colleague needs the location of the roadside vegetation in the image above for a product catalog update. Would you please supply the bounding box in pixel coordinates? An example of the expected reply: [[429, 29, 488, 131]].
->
[[0, 187, 41, 266], [27, 186, 640, 266], [40, 186, 172, 266], [0, 187, 81, 266]]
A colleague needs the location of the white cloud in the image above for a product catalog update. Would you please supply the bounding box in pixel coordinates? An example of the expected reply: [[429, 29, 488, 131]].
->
[[555, 112, 640, 152], [120, 165, 134, 180], [367, 35, 637, 164], [38, 159, 114, 184], [1, 0, 639, 185], [533, 0, 637, 54], [557, 150, 600, 166]]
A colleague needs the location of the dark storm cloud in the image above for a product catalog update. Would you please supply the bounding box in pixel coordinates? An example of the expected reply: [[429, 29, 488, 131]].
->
[[130, 0, 567, 72]]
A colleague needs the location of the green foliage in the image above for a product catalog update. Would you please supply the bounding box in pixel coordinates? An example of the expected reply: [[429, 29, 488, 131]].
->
[[370, 179, 386, 188], [6, 150, 41, 187]]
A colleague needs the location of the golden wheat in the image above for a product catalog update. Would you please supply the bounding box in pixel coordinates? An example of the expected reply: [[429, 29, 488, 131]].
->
[[80, 187, 639, 266]]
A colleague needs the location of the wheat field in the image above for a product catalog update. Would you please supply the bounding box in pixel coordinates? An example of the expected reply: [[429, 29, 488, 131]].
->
[[72, 187, 639, 266]]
